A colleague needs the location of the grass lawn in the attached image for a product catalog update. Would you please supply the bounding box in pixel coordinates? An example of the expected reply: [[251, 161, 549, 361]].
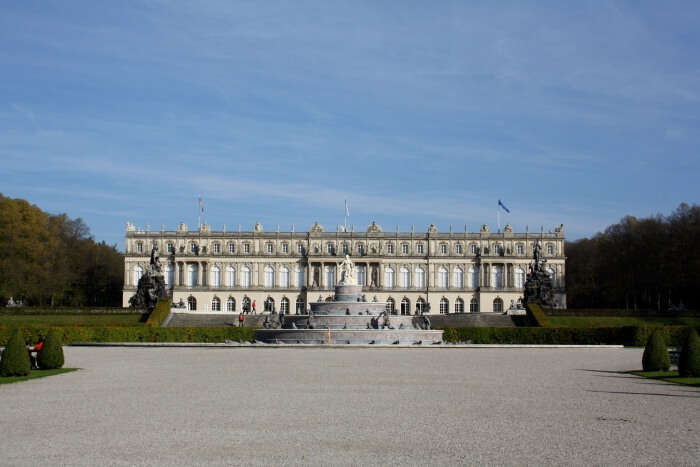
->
[[546, 316, 700, 327], [0, 368, 78, 385], [0, 314, 146, 327], [629, 370, 700, 387]]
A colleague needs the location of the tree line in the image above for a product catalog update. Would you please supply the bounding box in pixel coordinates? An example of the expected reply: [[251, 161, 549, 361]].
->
[[566, 203, 700, 311], [0, 194, 124, 307]]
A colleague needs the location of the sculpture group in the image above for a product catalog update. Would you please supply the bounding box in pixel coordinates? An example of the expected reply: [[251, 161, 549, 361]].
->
[[129, 245, 168, 309], [523, 242, 555, 306]]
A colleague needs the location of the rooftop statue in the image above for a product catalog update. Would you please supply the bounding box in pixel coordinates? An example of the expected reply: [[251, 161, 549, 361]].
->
[[338, 254, 356, 286]]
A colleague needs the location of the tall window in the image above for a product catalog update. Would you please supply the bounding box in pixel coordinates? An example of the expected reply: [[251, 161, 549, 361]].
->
[[438, 267, 448, 288], [400, 298, 410, 315], [515, 267, 525, 288], [547, 244, 554, 255], [491, 265, 503, 288], [226, 266, 236, 287], [213, 243, 220, 254], [297, 243, 304, 254], [384, 267, 395, 289], [325, 265, 335, 288], [468, 266, 479, 289], [327, 243, 334, 254], [416, 298, 426, 314], [280, 297, 290, 314], [187, 296, 197, 311], [357, 265, 366, 286], [167, 243, 174, 253], [165, 265, 174, 287], [228, 243, 235, 254], [493, 298, 504, 313], [297, 266, 305, 287], [264, 266, 275, 288], [188, 264, 198, 287], [296, 296, 305, 314], [227, 297, 236, 312], [190, 242, 197, 254], [387, 243, 394, 254], [517, 244, 524, 255], [241, 266, 251, 288], [439, 298, 449, 314], [136, 242, 143, 253], [415, 267, 425, 288], [357, 243, 364, 255], [440, 244, 447, 254], [243, 243, 250, 253], [280, 267, 290, 288], [471, 244, 478, 254], [470, 298, 479, 313], [402, 244, 408, 254], [454, 267, 464, 288], [399, 267, 410, 288], [385, 298, 395, 314], [342, 243, 348, 254], [456, 244, 463, 254], [264, 297, 275, 312], [267, 243, 273, 253], [282, 243, 289, 253], [417, 243, 424, 254], [134, 265, 144, 286], [455, 298, 464, 313], [210, 266, 221, 287], [242, 297, 251, 313], [211, 297, 221, 311]]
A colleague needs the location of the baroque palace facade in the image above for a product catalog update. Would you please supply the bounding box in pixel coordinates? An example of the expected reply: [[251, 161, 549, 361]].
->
[[122, 221, 566, 314]]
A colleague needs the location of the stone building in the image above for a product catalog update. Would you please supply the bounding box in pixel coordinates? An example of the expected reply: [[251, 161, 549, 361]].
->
[[122, 221, 566, 313]]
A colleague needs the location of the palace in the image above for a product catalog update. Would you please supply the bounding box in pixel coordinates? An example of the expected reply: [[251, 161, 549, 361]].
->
[[122, 221, 566, 313]]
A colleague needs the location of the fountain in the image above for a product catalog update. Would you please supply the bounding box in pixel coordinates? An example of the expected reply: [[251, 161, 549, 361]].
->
[[254, 255, 444, 344]]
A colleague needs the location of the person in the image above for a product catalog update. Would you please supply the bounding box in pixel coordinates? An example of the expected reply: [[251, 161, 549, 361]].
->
[[27, 338, 44, 369], [238, 312, 245, 327], [252, 300, 257, 314]]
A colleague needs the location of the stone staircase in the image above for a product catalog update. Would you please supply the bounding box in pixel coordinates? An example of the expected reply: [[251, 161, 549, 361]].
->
[[165, 313, 266, 327], [428, 313, 523, 328]]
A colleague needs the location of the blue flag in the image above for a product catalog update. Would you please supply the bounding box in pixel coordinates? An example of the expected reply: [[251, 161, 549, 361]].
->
[[498, 200, 510, 213]]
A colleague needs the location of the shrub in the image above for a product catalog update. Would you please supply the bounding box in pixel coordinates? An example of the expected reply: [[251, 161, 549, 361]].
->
[[38, 328, 64, 369], [678, 328, 700, 377], [0, 328, 31, 376], [642, 330, 670, 371]]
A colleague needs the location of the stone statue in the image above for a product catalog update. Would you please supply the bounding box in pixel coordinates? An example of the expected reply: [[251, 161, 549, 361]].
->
[[523, 242, 554, 307], [150, 245, 163, 276], [130, 245, 168, 310], [338, 254, 356, 285], [533, 242, 542, 270]]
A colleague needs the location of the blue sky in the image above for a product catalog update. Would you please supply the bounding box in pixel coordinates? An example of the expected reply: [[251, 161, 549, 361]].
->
[[1, 1, 699, 249]]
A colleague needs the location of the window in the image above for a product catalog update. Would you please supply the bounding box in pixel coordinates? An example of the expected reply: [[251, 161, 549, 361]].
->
[[264, 266, 275, 288], [187, 296, 197, 311], [296, 296, 305, 314], [226, 266, 236, 287], [471, 244, 478, 254], [188, 264, 198, 287], [133, 265, 144, 286], [415, 267, 425, 288], [547, 244, 554, 255], [165, 265, 174, 287], [226, 297, 236, 312], [297, 266, 305, 287], [439, 298, 449, 314], [417, 243, 424, 254], [385, 298, 395, 314], [470, 298, 479, 313], [211, 297, 221, 311], [282, 243, 289, 253], [402, 244, 408, 254], [264, 297, 275, 312], [493, 298, 504, 313], [136, 242, 143, 253], [456, 244, 463, 254], [280, 267, 290, 288], [454, 267, 464, 288], [399, 267, 410, 288], [267, 243, 273, 254], [190, 242, 197, 254], [357, 265, 366, 286], [491, 265, 503, 288], [438, 267, 449, 288], [325, 265, 335, 288], [228, 243, 235, 254], [400, 298, 410, 315], [468, 266, 479, 289], [327, 243, 334, 254], [455, 298, 464, 313], [243, 243, 250, 253], [384, 267, 395, 289], [357, 243, 365, 255], [387, 243, 394, 254], [546, 267, 556, 286], [167, 243, 174, 253], [416, 298, 426, 314], [342, 243, 348, 254], [494, 244, 502, 256], [213, 243, 220, 254], [517, 244, 524, 255], [210, 266, 221, 287], [515, 267, 525, 288], [242, 297, 251, 313], [241, 266, 251, 288], [297, 243, 304, 254], [440, 244, 447, 254], [280, 297, 290, 314]]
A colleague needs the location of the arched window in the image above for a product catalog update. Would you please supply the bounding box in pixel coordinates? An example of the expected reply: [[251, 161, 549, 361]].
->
[[439, 298, 449, 314], [226, 297, 236, 312], [399, 267, 410, 288], [438, 267, 449, 288], [454, 267, 464, 288], [297, 266, 305, 287], [400, 298, 410, 315], [515, 267, 525, 288], [491, 265, 503, 289], [415, 267, 425, 288], [279, 267, 290, 288], [226, 266, 236, 287], [241, 266, 251, 288], [325, 265, 335, 288], [242, 296, 251, 313], [385, 297, 395, 314], [357, 265, 366, 286], [134, 265, 144, 286], [264, 297, 275, 312], [455, 298, 465, 313], [188, 264, 198, 287], [210, 266, 221, 288], [296, 296, 305, 314], [280, 297, 290, 314], [416, 298, 426, 314], [546, 267, 556, 287], [264, 266, 275, 288], [384, 267, 395, 289], [493, 298, 504, 313], [470, 298, 479, 313], [211, 297, 221, 311], [468, 266, 478, 289], [187, 296, 197, 311]]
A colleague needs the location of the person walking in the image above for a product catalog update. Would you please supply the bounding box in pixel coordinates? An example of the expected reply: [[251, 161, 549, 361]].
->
[[252, 300, 257, 314], [238, 312, 245, 327]]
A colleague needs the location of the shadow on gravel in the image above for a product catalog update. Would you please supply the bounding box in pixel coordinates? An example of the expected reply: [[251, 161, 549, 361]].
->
[[586, 390, 700, 399], [577, 369, 632, 375]]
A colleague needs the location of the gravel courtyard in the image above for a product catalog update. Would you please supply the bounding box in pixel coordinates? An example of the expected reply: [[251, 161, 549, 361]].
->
[[1, 347, 698, 466]]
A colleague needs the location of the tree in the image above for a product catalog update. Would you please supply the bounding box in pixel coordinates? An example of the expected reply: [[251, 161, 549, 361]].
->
[[37, 329, 64, 369], [678, 329, 700, 377], [0, 329, 31, 377], [642, 330, 670, 372]]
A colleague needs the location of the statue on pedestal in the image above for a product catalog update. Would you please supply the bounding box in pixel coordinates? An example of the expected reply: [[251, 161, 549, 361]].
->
[[523, 242, 554, 306], [338, 255, 356, 286], [129, 245, 169, 310]]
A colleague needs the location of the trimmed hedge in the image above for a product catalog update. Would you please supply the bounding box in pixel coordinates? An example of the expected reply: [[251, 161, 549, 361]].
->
[[0, 307, 135, 315], [38, 328, 64, 369], [526, 302, 552, 327], [145, 299, 171, 327], [642, 330, 670, 371], [678, 328, 700, 377], [0, 326, 255, 345], [0, 328, 31, 376]]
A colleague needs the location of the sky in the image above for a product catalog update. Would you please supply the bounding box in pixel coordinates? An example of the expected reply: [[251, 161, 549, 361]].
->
[[1, 1, 699, 250]]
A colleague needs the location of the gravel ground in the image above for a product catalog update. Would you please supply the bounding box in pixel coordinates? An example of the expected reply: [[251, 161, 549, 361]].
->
[[1, 347, 698, 466]]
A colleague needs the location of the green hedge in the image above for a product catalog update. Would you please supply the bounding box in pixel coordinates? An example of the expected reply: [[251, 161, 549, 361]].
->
[[526, 302, 552, 327], [0, 326, 255, 345], [145, 299, 171, 327], [0, 307, 133, 315]]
